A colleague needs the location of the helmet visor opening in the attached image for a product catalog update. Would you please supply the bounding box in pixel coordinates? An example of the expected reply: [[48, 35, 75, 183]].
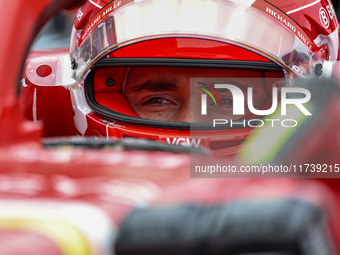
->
[[85, 58, 286, 129]]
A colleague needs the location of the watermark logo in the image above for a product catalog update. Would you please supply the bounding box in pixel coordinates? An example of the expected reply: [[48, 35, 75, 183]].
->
[[197, 82, 222, 114], [197, 81, 311, 128], [200, 84, 311, 116]]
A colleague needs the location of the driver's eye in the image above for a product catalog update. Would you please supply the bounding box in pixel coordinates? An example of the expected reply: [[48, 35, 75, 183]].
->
[[221, 98, 233, 105], [143, 98, 170, 105]]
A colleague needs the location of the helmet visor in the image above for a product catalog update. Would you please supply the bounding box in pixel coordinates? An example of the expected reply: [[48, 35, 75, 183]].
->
[[72, 0, 325, 84], [85, 58, 286, 128]]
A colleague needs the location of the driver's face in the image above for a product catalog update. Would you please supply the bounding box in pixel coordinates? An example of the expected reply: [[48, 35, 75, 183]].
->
[[124, 67, 269, 122]]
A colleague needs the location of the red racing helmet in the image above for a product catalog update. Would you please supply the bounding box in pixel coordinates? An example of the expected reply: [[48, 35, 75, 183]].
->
[[65, 0, 339, 156]]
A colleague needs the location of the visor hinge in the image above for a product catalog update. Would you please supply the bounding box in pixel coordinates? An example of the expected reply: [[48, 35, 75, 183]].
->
[[315, 63, 323, 77], [71, 59, 78, 70]]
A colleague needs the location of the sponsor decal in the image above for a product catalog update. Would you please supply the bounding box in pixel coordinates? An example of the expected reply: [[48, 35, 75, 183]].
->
[[77, 0, 134, 46], [319, 7, 330, 28], [252, 0, 323, 52], [166, 138, 202, 148]]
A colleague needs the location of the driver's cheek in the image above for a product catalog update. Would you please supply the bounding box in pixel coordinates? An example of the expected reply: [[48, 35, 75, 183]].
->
[[139, 107, 180, 121], [166, 104, 191, 122]]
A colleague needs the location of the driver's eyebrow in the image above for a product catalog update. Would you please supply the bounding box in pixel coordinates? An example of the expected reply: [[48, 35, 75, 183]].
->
[[129, 79, 179, 92]]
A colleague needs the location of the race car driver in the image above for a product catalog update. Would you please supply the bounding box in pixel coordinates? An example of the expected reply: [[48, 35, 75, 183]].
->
[[27, 0, 340, 155]]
